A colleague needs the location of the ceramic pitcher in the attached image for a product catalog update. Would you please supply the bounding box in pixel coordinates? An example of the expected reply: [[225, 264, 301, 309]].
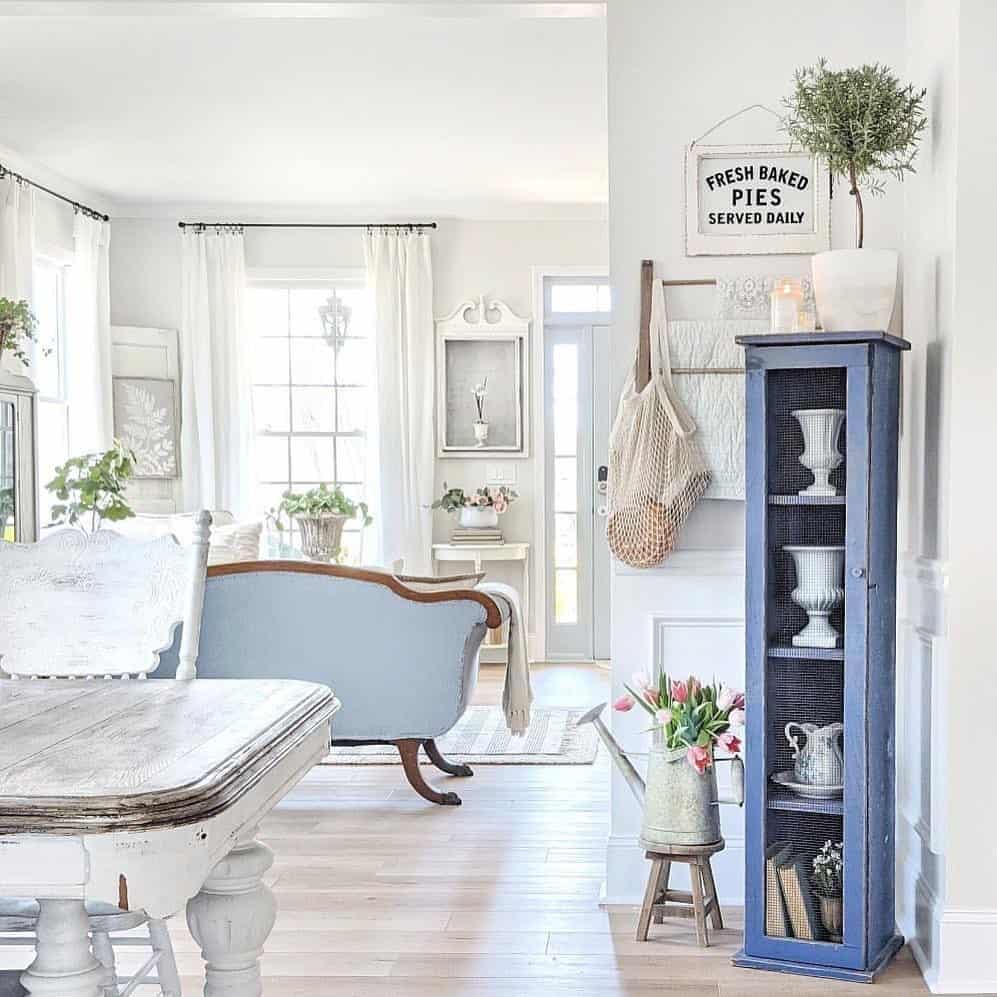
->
[[785, 722, 844, 786]]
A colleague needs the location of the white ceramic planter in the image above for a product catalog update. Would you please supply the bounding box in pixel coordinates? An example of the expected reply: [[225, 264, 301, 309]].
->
[[792, 408, 845, 497], [811, 249, 898, 332], [294, 513, 347, 562], [784, 544, 845, 648], [459, 506, 499, 529]]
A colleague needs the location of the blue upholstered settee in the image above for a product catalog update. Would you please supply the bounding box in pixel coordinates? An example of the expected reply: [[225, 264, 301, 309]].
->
[[158, 561, 503, 805]]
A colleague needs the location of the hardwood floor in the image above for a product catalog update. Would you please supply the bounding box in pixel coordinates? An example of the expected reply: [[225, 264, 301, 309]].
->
[[3, 664, 932, 994]]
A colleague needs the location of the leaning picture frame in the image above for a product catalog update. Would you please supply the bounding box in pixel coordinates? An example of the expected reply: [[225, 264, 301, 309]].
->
[[111, 375, 180, 479], [435, 297, 530, 458]]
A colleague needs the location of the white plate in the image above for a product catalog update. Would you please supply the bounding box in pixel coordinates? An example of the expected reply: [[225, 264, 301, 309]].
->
[[771, 770, 843, 799]]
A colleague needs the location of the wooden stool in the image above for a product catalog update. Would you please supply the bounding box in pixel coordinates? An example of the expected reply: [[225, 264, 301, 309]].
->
[[635, 840, 724, 946]]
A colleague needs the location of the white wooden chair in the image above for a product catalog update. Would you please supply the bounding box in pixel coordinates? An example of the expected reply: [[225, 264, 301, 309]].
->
[[0, 512, 212, 997]]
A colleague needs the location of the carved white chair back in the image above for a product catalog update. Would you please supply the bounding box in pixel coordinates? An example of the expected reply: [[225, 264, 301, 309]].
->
[[0, 510, 211, 681]]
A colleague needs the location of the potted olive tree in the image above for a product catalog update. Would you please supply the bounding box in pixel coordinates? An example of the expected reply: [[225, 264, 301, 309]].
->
[[783, 60, 926, 331], [274, 483, 372, 563]]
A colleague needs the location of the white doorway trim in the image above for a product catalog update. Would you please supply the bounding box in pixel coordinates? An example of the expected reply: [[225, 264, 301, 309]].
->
[[530, 264, 609, 664]]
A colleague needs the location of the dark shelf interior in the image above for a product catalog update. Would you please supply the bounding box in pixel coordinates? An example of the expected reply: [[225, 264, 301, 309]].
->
[[765, 367, 848, 497], [766, 503, 847, 648]]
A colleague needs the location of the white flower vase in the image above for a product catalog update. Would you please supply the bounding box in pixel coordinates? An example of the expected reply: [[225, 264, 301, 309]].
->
[[811, 249, 898, 332], [784, 545, 845, 649], [792, 408, 845, 497], [459, 506, 499, 529], [473, 420, 489, 448]]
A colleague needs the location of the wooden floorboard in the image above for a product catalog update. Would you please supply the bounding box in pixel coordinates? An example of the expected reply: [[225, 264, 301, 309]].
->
[[4, 664, 934, 995]]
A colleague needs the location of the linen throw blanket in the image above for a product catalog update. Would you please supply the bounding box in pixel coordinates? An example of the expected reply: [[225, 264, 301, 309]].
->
[[477, 581, 533, 736]]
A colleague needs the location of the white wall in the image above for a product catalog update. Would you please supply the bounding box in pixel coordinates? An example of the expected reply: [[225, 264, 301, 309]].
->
[[900, 1, 997, 991], [605, 0, 906, 904], [109, 215, 608, 638]]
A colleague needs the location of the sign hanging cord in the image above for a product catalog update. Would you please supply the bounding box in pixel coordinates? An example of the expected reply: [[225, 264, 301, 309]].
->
[[690, 104, 782, 147]]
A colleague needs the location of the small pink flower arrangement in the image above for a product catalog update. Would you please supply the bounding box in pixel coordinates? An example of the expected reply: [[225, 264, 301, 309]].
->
[[614, 672, 745, 773], [431, 483, 518, 514]]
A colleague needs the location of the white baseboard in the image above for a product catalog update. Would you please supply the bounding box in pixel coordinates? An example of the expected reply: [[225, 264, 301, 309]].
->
[[907, 879, 997, 995], [603, 832, 745, 907]]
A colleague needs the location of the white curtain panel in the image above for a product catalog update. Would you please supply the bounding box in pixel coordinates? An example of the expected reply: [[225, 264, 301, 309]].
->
[[363, 228, 435, 574], [0, 176, 35, 375], [179, 227, 255, 518], [66, 212, 113, 455]]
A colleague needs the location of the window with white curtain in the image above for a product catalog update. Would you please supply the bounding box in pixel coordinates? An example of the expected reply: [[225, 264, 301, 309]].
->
[[32, 257, 70, 527], [247, 279, 374, 563]]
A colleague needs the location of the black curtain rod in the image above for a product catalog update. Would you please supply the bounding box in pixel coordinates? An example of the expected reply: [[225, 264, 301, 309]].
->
[[178, 221, 437, 230], [0, 162, 109, 222]]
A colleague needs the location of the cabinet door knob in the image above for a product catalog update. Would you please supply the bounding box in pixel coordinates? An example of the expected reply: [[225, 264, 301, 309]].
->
[[851, 567, 866, 578]]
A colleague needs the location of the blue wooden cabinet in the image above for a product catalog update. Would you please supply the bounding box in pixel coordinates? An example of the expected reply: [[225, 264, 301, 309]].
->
[[732, 331, 909, 984]]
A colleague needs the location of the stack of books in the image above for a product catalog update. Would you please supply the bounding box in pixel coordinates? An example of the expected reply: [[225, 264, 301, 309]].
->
[[764, 841, 824, 941], [450, 527, 504, 545]]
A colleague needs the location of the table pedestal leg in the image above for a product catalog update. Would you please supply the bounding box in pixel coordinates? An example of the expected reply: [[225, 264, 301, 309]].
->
[[20, 900, 104, 997], [186, 833, 277, 997]]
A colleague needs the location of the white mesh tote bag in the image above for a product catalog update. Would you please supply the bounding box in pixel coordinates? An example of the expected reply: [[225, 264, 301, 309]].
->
[[606, 278, 711, 567]]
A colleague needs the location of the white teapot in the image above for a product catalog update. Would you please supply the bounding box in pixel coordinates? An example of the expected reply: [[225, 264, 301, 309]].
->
[[785, 722, 844, 786]]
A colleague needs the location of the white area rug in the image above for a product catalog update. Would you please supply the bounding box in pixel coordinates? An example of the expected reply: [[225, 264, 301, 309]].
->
[[325, 706, 600, 765]]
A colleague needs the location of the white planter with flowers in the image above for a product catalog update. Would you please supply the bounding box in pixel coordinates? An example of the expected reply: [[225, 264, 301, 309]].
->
[[433, 482, 517, 534]]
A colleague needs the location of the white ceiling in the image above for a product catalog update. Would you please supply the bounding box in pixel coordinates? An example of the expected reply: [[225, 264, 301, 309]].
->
[[0, 8, 607, 218]]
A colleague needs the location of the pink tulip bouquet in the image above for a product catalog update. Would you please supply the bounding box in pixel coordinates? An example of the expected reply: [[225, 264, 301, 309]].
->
[[614, 673, 745, 774]]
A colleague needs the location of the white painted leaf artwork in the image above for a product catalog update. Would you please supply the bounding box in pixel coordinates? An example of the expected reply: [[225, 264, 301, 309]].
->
[[112, 378, 179, 478]]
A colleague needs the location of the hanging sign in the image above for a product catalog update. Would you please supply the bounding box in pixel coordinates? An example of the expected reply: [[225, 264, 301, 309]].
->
[[685, 144, 830, 256]]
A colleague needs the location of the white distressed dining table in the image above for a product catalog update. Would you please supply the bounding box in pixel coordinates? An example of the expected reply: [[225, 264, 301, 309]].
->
[[0, 678, 339, 997]]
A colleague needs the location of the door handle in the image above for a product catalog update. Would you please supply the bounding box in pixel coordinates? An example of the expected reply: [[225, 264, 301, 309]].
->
[[596, 465, 608, 495]]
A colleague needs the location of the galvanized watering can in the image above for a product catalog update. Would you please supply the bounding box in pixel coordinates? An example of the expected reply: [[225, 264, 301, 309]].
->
[[578, 703, 744, 849]]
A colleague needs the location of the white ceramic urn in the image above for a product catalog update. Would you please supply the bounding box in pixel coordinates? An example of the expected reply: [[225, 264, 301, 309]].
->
[[792, 408, 845, 497], [784, 545, 845, 649], [811, 249, 898, 332]]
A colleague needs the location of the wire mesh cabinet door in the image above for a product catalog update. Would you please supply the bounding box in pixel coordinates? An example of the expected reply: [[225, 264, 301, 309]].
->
[[734, 332, 908, 984]]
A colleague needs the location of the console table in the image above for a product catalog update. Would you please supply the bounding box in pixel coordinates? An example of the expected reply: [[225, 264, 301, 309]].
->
[[0, 678, 338, 996], [432, 541, 530, 656]]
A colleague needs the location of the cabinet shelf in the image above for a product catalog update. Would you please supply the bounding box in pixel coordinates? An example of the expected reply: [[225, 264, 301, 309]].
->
[[768, 494, 846, 506], [767, 787, 844, 816], [767, 645, 844, 662]]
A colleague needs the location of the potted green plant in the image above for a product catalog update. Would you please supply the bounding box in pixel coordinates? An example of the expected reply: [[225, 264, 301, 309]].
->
[[46, 441, 137, 532], [782, 60, 926, 331], [274, 483, 371, 562], [811, 839, 844, 942], [0, 297, 41, 372], [431, 483, 517, 529]]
